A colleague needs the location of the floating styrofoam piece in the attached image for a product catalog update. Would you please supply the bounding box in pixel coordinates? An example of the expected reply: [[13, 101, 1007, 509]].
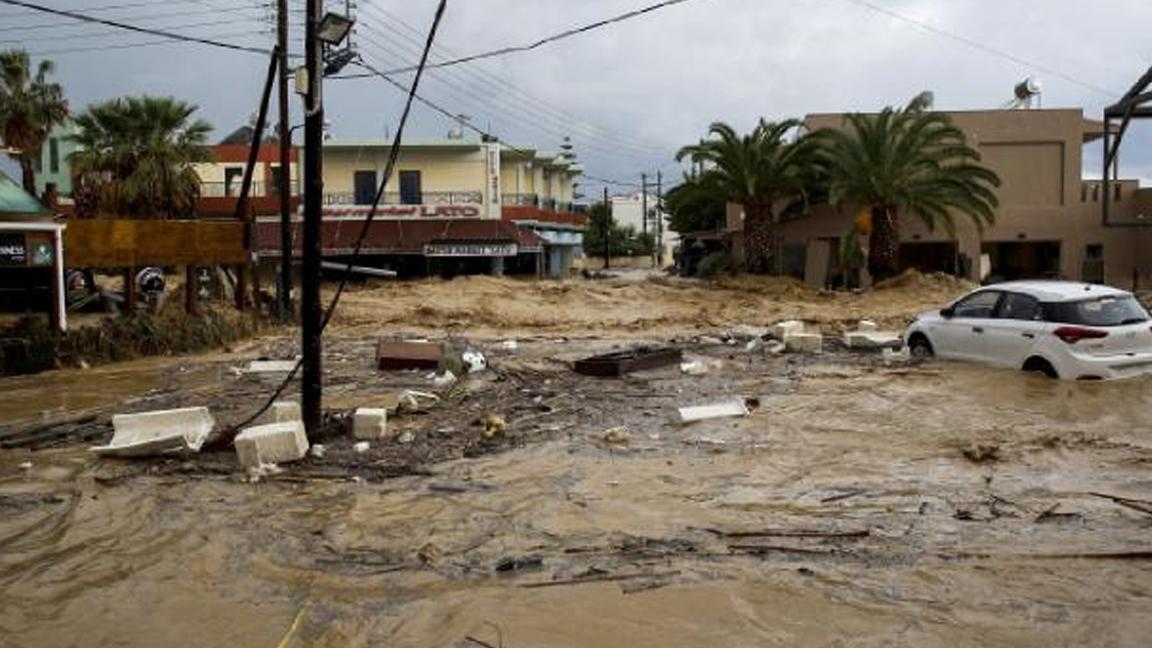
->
[[462, 350, 487, 373], [678, 399, 750, 424], [499, 340, 519, 351], [353, 408, 388, 440], [857, 320, 879, 332], [92, 406, 215, 458], [245, 360, 298, 374], [843, 331, 903, 349], [771, 320, 805, 340], [234, 420, 309, 469], [353, 441, 371, 453], [784, 332, 823, 353], [258, 400, 301, 425], [432, 370, 458, 388]]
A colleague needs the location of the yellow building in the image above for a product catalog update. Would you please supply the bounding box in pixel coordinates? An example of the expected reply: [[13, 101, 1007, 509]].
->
[[259, 137, 585, 277]]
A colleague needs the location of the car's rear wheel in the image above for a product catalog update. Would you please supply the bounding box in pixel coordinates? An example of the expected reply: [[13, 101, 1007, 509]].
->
[[1022, 356, 1059, 379], [907, 334, 934, 358]]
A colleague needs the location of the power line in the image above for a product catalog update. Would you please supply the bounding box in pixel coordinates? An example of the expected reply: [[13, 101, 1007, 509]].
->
[[233, 0, 449, 432], [354, 5, 673, 159], [351, 26, 669, 163], [839, 0, 1120, 98], [0, 17, 269, 44], [26, 30, 265, 56], [0, 4, 266, 33], [0, 0, 271, 55], [343, 0, 705, 77]]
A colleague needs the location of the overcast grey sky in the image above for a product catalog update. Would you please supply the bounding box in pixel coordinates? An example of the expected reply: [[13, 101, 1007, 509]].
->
[[2, 0, 1151, 195]]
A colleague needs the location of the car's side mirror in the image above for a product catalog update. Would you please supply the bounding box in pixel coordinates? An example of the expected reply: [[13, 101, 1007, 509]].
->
[[940, 307, 955, 318]]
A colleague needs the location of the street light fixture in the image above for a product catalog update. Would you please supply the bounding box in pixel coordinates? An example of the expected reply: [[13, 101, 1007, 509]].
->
[[317, 12, 354, 45]]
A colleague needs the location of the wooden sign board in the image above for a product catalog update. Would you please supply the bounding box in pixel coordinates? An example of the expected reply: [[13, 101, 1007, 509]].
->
[[63, 219, 248, 268]]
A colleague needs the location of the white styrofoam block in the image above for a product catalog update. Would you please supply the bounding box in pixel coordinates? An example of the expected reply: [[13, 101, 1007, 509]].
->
[[784, 332, 823, 353], [245, 360, 298, 374], [771, 320, 805, 339], [843, 331, 903, 349], [234, 420, 309, 469], [93, 406, 215, 457], [857, 320, 879, 332], [353, 407, 388, 440], [258, 401, 301, 425], [679, 399, 750, 423]]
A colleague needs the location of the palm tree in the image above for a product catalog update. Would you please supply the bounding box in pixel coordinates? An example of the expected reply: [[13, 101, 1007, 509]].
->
[[821, 94, 1001, 282], [0, 49, 68, 194], [664, 170, 727, 234], [676, 120, 823, 273], [70, 95, 212, 219]]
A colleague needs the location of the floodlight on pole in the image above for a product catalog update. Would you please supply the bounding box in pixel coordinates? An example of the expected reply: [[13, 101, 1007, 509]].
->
[[317, 11, 353, 45]]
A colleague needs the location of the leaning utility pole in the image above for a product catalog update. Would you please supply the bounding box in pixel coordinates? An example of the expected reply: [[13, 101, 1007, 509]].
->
[[602, 186, 611, 270], [277, 0, 293, 323], [641, 173, 648, 238], [656, 170, 663, 267], [301, 0, 324, 435]]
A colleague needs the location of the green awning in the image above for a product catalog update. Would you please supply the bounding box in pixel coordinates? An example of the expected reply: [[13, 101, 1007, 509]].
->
[[0, 169, 49, 216]]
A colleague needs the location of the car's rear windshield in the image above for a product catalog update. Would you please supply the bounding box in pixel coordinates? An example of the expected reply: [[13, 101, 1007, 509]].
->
[[1042, 295, 1150, 326]]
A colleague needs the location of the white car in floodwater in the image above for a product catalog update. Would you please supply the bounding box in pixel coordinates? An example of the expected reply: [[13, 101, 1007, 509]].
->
[[904, 281, 1152, 380]]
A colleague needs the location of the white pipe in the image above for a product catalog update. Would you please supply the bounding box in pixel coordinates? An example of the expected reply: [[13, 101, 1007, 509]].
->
[[54, 225, 66, 333], [320, 261, 397, 277]]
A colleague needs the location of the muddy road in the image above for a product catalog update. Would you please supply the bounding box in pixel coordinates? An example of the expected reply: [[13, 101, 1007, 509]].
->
[[2, 275, 1151, 647]]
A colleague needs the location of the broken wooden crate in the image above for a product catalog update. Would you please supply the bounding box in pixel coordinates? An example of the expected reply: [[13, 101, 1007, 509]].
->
[[573, 347, 683, 377]]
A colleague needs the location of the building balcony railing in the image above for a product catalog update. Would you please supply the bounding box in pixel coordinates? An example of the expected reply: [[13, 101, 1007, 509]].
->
[[502, 193, 540, 206], [199, 180, 299, 198], [323, 190, 483, 206]]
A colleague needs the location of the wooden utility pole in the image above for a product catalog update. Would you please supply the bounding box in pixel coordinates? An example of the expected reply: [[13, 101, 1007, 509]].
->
[[277, 0, 293, 322], [656, 171, 663, 267], [602, 186, 611, 270], [301, 0, 325, 435], [641, 173, 648, 238]]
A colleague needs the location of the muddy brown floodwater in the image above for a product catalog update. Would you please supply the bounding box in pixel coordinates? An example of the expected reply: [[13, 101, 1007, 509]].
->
[[2, 274, 1152, 647]]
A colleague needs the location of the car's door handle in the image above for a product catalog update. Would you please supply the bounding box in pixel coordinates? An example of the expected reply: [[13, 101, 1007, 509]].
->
[[1022, 332, 1035, 339], [972, 327, 984, 334]]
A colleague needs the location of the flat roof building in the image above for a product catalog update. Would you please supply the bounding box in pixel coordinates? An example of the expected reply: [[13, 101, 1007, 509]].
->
[[727, 107, 1152, 288], [255, 137, 585, 278]]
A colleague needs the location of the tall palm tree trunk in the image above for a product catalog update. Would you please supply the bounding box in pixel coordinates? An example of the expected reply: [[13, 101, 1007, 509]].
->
[[743, 203, 777, 274], [867, 205, 900, 282]]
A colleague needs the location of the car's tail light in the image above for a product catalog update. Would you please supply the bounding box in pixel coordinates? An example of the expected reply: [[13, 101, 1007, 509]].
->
[[1054, 326, 1109, 344]]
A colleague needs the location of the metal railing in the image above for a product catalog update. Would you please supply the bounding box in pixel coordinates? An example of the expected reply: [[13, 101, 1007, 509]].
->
[[199, 180, 298, 198], [501, 193, 540, 206], [323, 190, 482, 206]]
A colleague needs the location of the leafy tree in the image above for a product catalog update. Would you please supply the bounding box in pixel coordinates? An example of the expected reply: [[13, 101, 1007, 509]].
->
[[676, 120, 823, 274], [70, 95, 213, 219], [0, 49, 68, 194], [584, 202, 654, 258], [821, 94, 1000, 282], [664, 171, 726, 234]]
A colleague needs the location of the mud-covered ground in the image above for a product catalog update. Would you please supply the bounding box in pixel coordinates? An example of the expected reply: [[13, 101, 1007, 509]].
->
[[2, 273, 1152, 647]]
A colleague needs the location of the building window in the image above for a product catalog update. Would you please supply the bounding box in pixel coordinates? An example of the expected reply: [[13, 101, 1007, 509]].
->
[[48, 138, 59, 174], [1083, 244, 1104, 284], [399, 170, 422, 205], [224, 167, 245, 196], [1092, 184, 1100, 202], [353, 170, 377, 205], [269, 165, 285, 196]]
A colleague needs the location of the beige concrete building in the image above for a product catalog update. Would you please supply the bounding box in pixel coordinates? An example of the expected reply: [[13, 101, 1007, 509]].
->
[[727, 108, 1152, 289]]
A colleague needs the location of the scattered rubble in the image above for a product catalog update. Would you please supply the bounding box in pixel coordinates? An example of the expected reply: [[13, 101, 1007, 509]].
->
[[234, 420, 309, 469], [352, 408, 388, 440], [91, 406, 215, 458], [784, 332, 823, 354], [679, 399, 750, 423]]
